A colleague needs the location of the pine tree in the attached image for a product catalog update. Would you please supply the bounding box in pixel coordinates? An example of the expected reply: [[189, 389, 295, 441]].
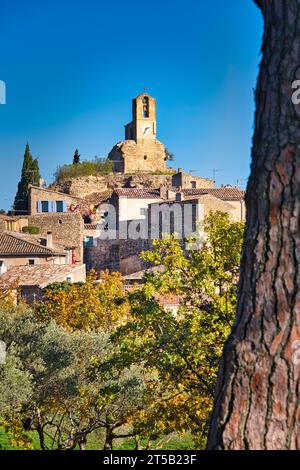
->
[[208, 0, 300, 449], [73, 149, 80, 165], [14, 144, 41, 215]]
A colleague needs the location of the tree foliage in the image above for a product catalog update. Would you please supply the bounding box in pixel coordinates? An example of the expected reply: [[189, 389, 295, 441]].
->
[[0, 309, 154, 450], [34, 271, 130, 331], [0, 213, 245, 449], [54, 157, 114, 182], [102, 212, 244, 447], [72, 149, 80, 165], [14, 144, 41, 215]]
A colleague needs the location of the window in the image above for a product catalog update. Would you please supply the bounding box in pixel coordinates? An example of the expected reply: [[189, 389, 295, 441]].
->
[[28, 259, 35, 265], [143, 96, 149, 118], [191, 181, 197, 189], [84, 236, 94, 248], [56, 201, 64, 212], [41, 201, 49, 212], [144, 155, 147, 160], [140, 208, 148, 216], [110, 245, 119, 262], [66, 276, 72, 283], [170, 212, 175, 234]]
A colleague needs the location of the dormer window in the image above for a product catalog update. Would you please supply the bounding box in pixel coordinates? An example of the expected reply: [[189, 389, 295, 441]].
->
[[143, 96, 149, 118]]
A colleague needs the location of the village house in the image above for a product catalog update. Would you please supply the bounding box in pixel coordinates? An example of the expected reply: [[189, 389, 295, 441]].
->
[[0, 231, 68, 270], [148, 188, 245, 241], [0, 264, 86, 303]]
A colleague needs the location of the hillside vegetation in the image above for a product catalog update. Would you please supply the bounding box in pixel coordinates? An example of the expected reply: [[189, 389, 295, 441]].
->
[[54, 157, 114, 182]]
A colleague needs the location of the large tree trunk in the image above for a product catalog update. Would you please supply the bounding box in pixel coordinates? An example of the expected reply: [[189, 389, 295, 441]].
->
[[208, 0, 300, 450]]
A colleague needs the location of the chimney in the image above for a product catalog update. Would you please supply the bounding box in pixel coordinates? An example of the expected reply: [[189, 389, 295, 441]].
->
[[167, 189, 176, 200], [46, 231, 53, 249], [159, 186, 168, 199], [0, 262, 7, 275], [176, 192, 185, 202]]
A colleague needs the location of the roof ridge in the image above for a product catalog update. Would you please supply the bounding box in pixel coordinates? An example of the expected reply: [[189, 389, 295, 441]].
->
[[0, 232, 62, 255]]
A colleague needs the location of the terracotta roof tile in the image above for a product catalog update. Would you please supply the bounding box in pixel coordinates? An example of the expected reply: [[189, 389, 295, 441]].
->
[[0, 232, 64, 256], [181, 188, 245, 201], [0, 264, 85, 289], [114, 189, 161, 199], [84, 191, 113, 205]]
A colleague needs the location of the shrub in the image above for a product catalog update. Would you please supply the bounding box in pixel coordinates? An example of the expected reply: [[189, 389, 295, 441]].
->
[[54, 157, 114, 182], [22, 226, 40, 235]]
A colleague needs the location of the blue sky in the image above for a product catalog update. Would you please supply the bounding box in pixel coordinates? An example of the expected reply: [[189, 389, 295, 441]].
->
[[0, 0, 263, 210]]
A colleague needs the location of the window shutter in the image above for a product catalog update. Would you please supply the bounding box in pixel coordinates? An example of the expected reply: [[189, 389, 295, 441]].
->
[[36, 201, 42, 213], [63, 201, 68, 213], [49, 201, 56, 213]]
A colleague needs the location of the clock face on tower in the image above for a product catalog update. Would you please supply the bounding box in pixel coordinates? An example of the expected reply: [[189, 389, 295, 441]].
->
[[141, 123, 152, 137]]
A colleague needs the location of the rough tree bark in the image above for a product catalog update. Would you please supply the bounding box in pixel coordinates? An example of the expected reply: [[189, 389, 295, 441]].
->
[[208, 0, 300, 450]]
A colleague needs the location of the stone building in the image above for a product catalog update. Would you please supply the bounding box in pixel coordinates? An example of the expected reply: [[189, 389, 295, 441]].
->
[[0, 215, 28, 232], [28, 213, 84, 264], [172, 168, 214, 190], [83, 186, 245, 276], [0, 264, 86, 303], [148, 192, 242, 242], [108, 93, 168, 174], [29, 185, 85, 216], [180, 187, 246, 222], [0, 231, 67, 270]]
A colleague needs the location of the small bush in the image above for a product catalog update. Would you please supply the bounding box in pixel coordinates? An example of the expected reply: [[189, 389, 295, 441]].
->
[[22, 226, 40, 235], [54, 157, 114, 182]]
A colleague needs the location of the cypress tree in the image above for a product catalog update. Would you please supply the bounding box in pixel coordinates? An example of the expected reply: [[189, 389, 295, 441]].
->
[[73, 149, 80, 165], [14, 144, 41, 215]]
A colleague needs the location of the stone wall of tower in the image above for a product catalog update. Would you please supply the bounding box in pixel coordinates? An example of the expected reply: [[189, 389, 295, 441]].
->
[[133, 94, 156, 141], [108, 139, 167, 174]]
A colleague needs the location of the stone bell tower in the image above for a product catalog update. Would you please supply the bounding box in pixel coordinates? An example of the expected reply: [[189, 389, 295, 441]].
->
[[108, 93, 167, 174], [125, 94, 157, 141]]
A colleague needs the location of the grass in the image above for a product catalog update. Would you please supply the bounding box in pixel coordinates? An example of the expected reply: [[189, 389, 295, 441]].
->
[[0, 426, 196, 451]]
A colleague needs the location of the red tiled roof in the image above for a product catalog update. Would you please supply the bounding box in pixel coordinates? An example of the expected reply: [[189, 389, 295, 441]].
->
[[30, 185, 84, 201], [84, 191, 113, 205], [0, 264, 85, 289], [114, 189, 161, 199], [0, 232, 65, 256], [181, 188, 245, 201], [123, 265, 166, 280], [84, 224, 101, 230], [113, 187, 244, 201]]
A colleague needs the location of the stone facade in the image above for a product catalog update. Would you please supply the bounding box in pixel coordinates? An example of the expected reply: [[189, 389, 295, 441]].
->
[[108, 139, 167, 174], [29, 185, 83, 215], [108, 93, 167, 174], [84, 239, 119, 272], [148, 193, 242, 241], [172, 168, 214, 190], [28, 213, 84, 264], [50, 174, 175, 197], [50, 171, 215, 199], [84, 237, 149, 275], [0, 216, 28, 232]]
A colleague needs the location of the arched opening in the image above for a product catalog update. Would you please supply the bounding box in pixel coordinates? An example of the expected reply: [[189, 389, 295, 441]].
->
[[142, 96, 149, 118]]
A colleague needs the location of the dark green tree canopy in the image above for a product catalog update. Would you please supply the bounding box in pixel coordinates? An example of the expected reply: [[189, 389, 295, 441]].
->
[[72, 149, 80, 165], [14, 144, 41, 215]]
